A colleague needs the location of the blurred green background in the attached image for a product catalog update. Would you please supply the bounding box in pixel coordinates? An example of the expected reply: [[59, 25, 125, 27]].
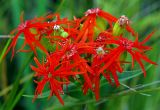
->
[[0, 0, 160, 110]]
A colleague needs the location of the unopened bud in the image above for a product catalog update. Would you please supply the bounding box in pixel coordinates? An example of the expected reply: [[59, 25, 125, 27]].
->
[[113, 15, 130, 36], [118, 15, 129, 27], [85, 8, 100, 16]]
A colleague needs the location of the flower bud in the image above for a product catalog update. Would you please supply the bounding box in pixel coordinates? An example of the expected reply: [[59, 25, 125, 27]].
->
[[113, 15, 130, 36]]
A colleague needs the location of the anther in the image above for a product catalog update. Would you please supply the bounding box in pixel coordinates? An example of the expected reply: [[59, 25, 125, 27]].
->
[[85, 8, 100, 16], [53, 24, 60, 30], [96, 47, 105, 55], [118, 15, 129, 27]]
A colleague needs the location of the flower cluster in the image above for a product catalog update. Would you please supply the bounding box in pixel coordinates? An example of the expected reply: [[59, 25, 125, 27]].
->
[[5, 8, 156, 105]]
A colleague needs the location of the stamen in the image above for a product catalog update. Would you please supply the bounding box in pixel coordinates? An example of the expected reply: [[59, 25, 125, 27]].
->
[[118, 15, 129, 27], [63, 46, 77, 59], [96, 47, 105, 55], [48, 72, 52, 78], [18, 21, 28, 31], [85, 8, 100, 16], [120, 38, 133, 49], [96, 32, 111, 42], [53, 24, 60, 30]]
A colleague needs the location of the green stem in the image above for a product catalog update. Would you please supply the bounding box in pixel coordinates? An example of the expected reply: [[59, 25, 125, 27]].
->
[[0, 73, 33, 97]]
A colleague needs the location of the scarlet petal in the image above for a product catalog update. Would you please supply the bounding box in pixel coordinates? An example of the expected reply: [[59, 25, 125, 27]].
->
[[126, 25, 136, 36], [136, 52, 157, 65], [140, 31, 155, 45], [33, 79, 47, 102], [82, 82, 90, 95], [50, 79, 64, 105], [30, 65, 44, 74], [55, 71, 84, 76], [102, 72, 112, 84], [95, 75, 100, 100], [98, 47, 123, 75], [111, 70, 120, 86], [134, 54, 146, 77], [128, 50, 135, 68], [83, 73, 92, 89], [80, 28, 88, 43], [98, 10, 117, 23], [3, 32, 21, 60], [33, 57, 42, 67]]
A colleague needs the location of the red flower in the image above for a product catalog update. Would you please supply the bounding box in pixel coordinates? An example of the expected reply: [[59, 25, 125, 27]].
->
[[4, 19, 48, 59], [31, 56, 84, 105], [5, 8, 157, 105], [85, 8, 136, 36], [82, 31, 156, 100], [75, 8, 116, 43], [76, 8, 135, 43], [98, 10, 136, 36], [83, 46, 123, 100], [4, 13, 77, 59], [58, 42, 96, 90], [98, 32, 157, 76]]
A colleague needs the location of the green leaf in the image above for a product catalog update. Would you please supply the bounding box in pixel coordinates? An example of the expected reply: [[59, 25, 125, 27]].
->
[[40, 37, 56, 52], [1, 53, 33, 110], [23, 91, 50, 99], [9, 79, 30, 110], [0, 39, 11, 63], [0, 73, 33, 97]]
